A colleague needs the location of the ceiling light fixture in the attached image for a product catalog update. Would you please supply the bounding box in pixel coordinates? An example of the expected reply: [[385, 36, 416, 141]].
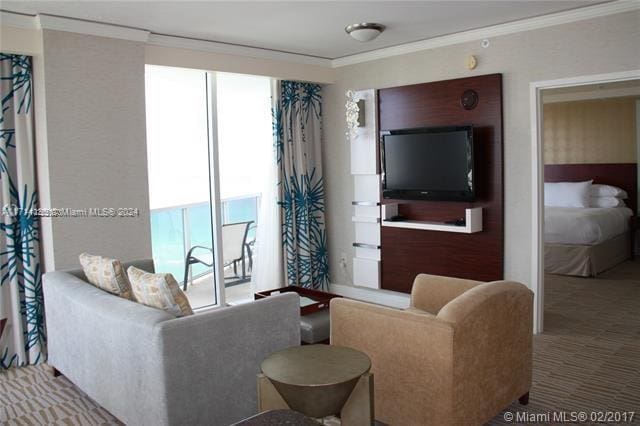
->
[[345, 23, 385, 42]]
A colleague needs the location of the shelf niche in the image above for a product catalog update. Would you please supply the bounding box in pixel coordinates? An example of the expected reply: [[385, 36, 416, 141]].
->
[[382, 204, 482, 234]]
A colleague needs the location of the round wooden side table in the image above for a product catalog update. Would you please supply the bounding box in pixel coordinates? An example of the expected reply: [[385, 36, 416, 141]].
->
[[259, 345, 373, 421]]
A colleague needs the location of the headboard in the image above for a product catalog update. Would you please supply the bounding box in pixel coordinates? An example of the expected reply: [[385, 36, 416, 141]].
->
[[544, 163, 637, 214]]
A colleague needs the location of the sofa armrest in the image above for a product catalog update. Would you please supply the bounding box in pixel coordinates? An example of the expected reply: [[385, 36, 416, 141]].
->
[[410, 273, 481, 314], [330, 298, 455, 426], [156, 292, 300, 426], [43, 270, 174, 425], [438, 281, 533, 424]]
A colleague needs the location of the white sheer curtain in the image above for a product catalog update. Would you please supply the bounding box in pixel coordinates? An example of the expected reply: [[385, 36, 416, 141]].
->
[[250, 79, 283, 292]]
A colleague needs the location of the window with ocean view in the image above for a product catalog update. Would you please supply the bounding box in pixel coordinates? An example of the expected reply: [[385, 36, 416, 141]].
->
[[150, 196, 259, 282]]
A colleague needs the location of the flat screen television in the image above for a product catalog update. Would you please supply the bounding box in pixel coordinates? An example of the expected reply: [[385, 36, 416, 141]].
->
[[381, 125, 474, 201]]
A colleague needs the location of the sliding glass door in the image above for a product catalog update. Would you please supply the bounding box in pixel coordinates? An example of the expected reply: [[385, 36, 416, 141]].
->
[[215, 72, 273, 304], [145, 66, 275, 308], [145, 66, 218, 308]]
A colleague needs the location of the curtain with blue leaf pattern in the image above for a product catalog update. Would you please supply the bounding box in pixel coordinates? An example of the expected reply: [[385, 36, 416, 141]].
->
[[0, 53, 45, 368], [273, 80, 329, 289]]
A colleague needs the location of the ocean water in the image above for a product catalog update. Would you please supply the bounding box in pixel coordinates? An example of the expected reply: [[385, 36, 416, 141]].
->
[[150, 198, 258, 281]]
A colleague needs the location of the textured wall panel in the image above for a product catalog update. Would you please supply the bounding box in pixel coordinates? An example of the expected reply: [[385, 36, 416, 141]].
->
[[41, 30, 152, 269], [544, 98, 637, 165]]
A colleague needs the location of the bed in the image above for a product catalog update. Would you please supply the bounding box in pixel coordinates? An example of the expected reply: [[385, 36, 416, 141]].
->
[[544, 164, 637, 277]]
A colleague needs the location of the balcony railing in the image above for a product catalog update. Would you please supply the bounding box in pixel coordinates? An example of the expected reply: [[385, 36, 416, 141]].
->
[[150, 195, 259, 283]]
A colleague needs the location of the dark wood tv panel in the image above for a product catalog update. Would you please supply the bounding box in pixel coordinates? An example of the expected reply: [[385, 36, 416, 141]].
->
[[377, 74, 504, 293]]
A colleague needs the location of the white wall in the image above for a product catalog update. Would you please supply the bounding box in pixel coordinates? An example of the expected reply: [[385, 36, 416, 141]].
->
[[323, 11, 640, 289], [38, 30, 152, 269]]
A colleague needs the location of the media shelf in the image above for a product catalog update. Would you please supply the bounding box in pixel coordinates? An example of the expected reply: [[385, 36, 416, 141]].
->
[[381, 205, 483, 234]]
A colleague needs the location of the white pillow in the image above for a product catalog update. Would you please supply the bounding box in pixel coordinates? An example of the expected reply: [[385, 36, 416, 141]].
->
[[590, 197, 626, 208], [591, 184, 628, 199], [544, 181, 592, 208]]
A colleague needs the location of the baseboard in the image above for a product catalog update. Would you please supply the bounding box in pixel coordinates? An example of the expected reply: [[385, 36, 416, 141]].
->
[[329, 283, 410, 309]]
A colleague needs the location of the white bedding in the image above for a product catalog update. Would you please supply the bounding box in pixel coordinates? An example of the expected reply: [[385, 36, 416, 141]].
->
[[545, 207, 633, 245]]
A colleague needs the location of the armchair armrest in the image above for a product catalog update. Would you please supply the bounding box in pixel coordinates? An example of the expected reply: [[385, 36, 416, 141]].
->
[[410, 273, 481, 314], [438, 281, 533, 424], [330, 298, 455, 425]]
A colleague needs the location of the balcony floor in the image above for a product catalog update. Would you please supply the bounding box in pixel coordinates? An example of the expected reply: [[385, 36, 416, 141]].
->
[[184, 271, 254, 309]]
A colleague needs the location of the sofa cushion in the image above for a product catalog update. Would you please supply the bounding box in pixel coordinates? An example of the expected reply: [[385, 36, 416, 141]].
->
[[127, 266, 193, 317], [79, 253, 132, 299]]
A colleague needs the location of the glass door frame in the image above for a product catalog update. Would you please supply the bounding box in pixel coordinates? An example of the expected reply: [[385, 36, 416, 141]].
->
[[205, 71, 226, 307]]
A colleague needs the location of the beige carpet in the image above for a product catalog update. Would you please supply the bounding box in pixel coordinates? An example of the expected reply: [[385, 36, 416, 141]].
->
[[490, 260, 640, 424], [2, 261, 639, 425]]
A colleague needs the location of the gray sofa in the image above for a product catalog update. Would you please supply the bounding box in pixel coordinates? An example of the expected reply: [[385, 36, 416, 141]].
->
[[43, 259, 300, 426]]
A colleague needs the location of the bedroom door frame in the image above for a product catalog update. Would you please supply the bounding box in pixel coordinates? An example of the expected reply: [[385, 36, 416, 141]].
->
[[529, 69, 640, 334]]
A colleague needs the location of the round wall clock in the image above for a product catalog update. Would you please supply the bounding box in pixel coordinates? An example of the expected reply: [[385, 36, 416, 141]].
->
[[460, 89, 479, 110]]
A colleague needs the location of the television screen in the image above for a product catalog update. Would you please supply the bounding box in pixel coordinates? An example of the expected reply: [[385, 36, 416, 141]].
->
[[381, 126, 474, 201]]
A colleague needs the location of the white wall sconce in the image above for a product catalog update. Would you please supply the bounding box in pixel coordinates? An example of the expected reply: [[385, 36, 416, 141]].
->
[[346, 90, 366, 141]]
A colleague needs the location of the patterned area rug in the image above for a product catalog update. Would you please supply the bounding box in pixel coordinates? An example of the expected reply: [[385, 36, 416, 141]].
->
[[2, 261, 639, 425], [0, 364, 120, 425]]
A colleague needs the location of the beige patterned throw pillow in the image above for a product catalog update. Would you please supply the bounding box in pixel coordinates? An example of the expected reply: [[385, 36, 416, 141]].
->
[[127, 266, 193, 317], [79, 253, 132, 300]]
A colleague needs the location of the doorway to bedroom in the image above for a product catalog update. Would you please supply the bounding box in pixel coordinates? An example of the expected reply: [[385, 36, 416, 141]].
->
[[530, 73, 640, 412], [540, 78, 640, 333], [531, 72, 640, 333]]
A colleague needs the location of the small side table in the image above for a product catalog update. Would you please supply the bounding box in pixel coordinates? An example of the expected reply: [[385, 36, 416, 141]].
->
[[258, 345, 374, 425]]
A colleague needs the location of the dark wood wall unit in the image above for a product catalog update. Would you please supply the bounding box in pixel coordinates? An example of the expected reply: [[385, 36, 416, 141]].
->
[[378, 74, 504, 293]]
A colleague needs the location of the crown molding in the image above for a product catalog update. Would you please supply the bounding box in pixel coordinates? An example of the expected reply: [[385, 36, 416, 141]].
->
[[36, 14, 150, 42], [147, 34, 332, 67], [331, 0, 640, 67], [0, 10, 39, 30], [543, 86, 640, 103], [2, 1, 638, 69], [1, 10, 330, 67]]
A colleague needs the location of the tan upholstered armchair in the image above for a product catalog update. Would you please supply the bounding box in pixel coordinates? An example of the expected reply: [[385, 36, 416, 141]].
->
[[330, 274, 533, 426]]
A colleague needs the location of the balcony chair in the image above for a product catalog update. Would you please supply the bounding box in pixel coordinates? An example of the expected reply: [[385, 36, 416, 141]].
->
[[182, 220, 254, 291]]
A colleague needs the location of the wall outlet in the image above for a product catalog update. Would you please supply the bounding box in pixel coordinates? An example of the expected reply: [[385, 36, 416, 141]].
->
[[339, 252, 348, 269]]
